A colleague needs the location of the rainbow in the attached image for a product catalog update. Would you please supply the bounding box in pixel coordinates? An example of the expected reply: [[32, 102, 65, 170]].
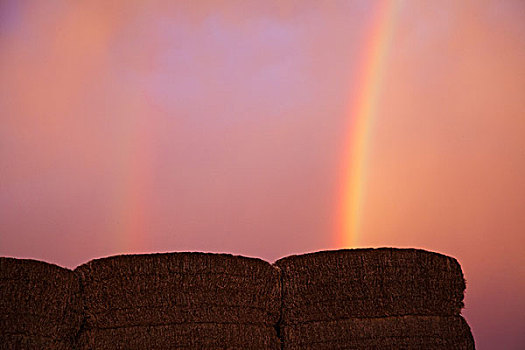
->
[[337, 0, 400, 247], [112, 91, 155, 252]]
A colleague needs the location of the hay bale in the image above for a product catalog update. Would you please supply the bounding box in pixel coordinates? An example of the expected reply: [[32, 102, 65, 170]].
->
[[76, 323, 281, 349], [80, 271, 277, 327], [75, 252, 281, 347], [0, 257, 81, 348], [275, 248, 465, 323], [83, 303, 273, 330], [281, 315, 474, 350], [0, 334, 71, 350], [77, 252, 277, 281]]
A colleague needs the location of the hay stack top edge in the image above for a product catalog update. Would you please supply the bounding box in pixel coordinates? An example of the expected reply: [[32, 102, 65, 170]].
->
[[275, 247, 463, 273], [1, 248, 466, 281], [74, 251, 278, 280], [0, 256, 74, 278]]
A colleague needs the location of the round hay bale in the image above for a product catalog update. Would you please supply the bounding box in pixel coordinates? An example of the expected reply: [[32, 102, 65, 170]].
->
[[76, 323, 281, 350], [281, 315, 474, 350], [75, 252, 281, 328], [0, 257, 81, 346], [275, 248, 465, 323]]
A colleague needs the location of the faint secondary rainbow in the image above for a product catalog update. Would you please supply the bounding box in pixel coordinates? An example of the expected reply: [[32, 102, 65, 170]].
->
[[337, 0, 400, 247], [112, 90, 155, 252]]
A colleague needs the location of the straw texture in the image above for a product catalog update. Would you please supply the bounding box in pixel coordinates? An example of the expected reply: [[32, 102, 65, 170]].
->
[[0, 334, 71, 350], [77, 323, 281, 349], [275, 248, 466, 324], [282, 315, 474, 350], [75, 252, 281, 349], [0, 257, 81, 349], [1, 249, 476, 349]]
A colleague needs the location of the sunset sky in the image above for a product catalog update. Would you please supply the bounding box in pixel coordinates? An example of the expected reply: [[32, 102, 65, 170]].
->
[[1, 1, 524, 348]]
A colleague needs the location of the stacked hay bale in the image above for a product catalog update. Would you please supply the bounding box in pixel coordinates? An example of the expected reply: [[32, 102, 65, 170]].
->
[[75, 252, 281, 349], [275, 248, 475, 349], [0, 258, 81, 349]]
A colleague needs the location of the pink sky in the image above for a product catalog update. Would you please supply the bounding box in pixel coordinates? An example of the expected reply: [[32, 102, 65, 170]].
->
[[1, 1, 524, 348]]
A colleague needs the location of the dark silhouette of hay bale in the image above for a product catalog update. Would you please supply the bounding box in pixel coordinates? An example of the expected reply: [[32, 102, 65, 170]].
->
[[275, 248, 465, 323], [1, 249, 476, 349], [77, 323, 281, 349], [78, 270, 277, 327], [75, 252, 281, 349], [0, 257, 81, 349], [281, 315, 474, 350], [0, 334, 71, 350], [81, 303, 274, 330]]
